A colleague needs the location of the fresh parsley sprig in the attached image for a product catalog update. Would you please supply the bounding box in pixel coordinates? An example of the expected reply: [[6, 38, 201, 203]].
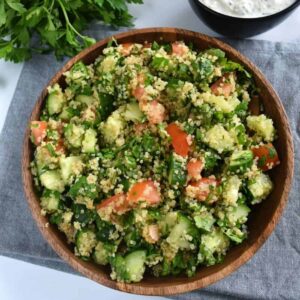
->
[[0, 0, 143, 62]]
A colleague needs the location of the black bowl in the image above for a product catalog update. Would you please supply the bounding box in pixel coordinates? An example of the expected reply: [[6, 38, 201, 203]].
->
[[189, 0, 300, 38]]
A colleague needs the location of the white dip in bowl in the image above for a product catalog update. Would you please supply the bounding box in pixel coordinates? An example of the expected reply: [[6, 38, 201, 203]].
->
[[199, 0, 297, 18]]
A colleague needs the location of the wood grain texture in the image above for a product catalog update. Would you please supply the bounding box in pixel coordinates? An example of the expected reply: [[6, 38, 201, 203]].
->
[[21, 28, 294, 296]]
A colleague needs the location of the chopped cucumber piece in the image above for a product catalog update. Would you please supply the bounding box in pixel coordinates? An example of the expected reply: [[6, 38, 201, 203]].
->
[[111, 250, 147, 283], [76, 229, 97, 257], [93, 241, 116, 265], [228, 150, 253, 173], [217, 203, 250, 228], [124, 102, 144, 122], [82, 128, 98, 153], [204, 124, 235, 153], [40, 170, 65, 192], [59, 107, 71, 121], [40, 189, 60, 212], [47, 92, 65, 115], [125, 250, 147, 282], [222, 175, 241, 206], [47, 84, 65, 115], [194, 212, 215, 232], [248, 172, 273, 204], [223, 227, 247, 244], [167, 214, 197, 250], [247, 114, 275, 142], [226, 204, 250, 226], [93, 242, 109, 265], [76, 95, 96, 106], [101, 110, 125, 144], [64, 124, 85, 148], [159, 211, 178, 236], [59, 156, 82, 184], [35, 146, 56, 175], [198, 228, 230, 266]]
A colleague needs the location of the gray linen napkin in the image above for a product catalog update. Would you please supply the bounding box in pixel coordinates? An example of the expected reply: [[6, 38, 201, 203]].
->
[[0, 27, 299, 299]]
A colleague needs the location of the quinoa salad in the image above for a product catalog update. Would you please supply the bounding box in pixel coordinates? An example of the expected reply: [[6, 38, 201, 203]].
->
[[30, 40, 280, 283]]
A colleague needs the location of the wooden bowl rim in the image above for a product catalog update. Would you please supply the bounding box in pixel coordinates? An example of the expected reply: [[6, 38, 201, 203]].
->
[[22, 27, 294, 296]]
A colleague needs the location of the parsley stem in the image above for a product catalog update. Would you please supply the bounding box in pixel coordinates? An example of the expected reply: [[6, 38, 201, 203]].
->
[[57, 0, 86, 40], [49, 0, 55, 12]]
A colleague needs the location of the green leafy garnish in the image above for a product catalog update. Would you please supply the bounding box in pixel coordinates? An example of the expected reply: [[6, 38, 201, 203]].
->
[[0, 0, 143, 62]]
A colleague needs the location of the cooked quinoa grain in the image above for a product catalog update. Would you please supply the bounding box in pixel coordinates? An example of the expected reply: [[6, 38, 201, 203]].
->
[[30, 40, 280, 283]]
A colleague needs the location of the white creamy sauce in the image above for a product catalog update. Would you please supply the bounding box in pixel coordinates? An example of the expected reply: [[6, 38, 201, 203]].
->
[[199, 0, 296, 18]]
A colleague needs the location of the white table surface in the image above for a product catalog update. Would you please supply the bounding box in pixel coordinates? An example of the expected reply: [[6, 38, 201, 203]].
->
[[0, 1, 299, 299]]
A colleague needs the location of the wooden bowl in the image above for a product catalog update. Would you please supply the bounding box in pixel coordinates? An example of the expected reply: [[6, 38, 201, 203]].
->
[[22, 28, 294, 295]]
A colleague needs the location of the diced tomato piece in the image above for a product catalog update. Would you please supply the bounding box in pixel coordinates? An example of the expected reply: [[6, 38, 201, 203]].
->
[[127, 180, 161, 206], [120, 43, 133, 56], [96, 193, 128, 215], [31, 121, 47, 145], [166, 123, 190, 157], [145, 100, 165, 125], [187, 159, 204, 180], [133, 86, 145, 101], [251, 143, 280, 171], [211, 73, 235, 97], [132, 74, 146, 101], [186, 178, 218, 201], [249, 95, 261, 116], [172, 42, 188, 56]]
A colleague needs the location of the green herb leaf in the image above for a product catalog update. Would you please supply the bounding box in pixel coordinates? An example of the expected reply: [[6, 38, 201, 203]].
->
[[0, 41, 13, 59], [206, 48, 225, 58], [0, 1, 6, 26], [0, 0, 143, 62], [268, 146, 276, 158], [6, 0, 26, 13], [257, 155, 267, 168]]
